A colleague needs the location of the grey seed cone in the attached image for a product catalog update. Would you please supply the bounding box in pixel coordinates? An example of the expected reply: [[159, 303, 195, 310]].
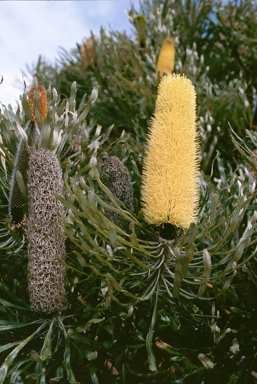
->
[[27, 149, 66, 313], [99, 156, 134, 229]]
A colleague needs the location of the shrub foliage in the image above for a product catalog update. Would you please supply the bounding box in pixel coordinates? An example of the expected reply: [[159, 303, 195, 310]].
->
[[1, 0, 257, 383]]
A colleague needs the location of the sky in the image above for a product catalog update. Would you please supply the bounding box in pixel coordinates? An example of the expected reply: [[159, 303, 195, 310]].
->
[[0, 0, 141, 108]]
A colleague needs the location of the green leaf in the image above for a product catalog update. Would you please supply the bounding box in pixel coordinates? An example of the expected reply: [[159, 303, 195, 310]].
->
[[0, 341, 20, 354], [109, 225, 118, 249], [69, 81, 77, 112], [197, 249, 212, 297], [49, 367, 64, 383], [0, 134, 7, 179], [182, 357, 196, 369], [31, 350, 41, 362], [40, 320, 54, 361], [59, 321, 78, 384], [89, 366, 99, 384], [76, 253, 88, 267], [0, 298, 31, 311], [15, 170, 28, 205], [173, 247, 182, 298], [21, 92, 33, 121], [0, 323, 45, 384], [0, 320, 42, 331], [10, 370, 23, 384], [0, 282, 30, 308], [182, 223, 196, 277], [230, 338, 240, 355], [76, 318, 104, 333], [198, 353, 215, 369], [85, 350, 98, 361], [146, 283, 159, 372], [155, 337, 182, 356]]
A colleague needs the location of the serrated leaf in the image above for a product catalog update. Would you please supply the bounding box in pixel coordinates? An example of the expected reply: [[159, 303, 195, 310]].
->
[[109, 225, 117, 249], [49, 366, 64, 383], [182, 357, 196, 369], [198, 249, 212, 297], [60, 324, 78, 384], [198, 353, 215, 369], [76, 253, 88, 267], [0, 134, 7, 179], [10, 370, 23, 384], [173, 247, 182, 298], [31, 350, 41, 362], [69, 81, 77, 111], [15, 170, 28, 205], [40, 320, 53, 361], [85, 350, 98, 361], [155, 337, 182, 356], [230, 338, 240, 355], [89, 366, 99, 384], [146, 284, 159, 372], [76, 318, 104, 333]]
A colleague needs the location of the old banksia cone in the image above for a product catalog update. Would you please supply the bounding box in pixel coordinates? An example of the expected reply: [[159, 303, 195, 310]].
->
[[28, 84, 47, 125], [100, 156, 134, 229], [141, 74, 200, 230], [27, 149, 66, 313], [9, 120, 39, 223], [155, 38, 175, 84]]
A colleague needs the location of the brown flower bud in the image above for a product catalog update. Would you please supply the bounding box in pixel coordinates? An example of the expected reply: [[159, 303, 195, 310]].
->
[[28, 85, 47, 125], [80, 37, 97, 68]]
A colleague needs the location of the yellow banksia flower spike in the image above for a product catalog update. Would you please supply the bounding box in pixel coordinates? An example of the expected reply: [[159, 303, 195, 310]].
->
[[155, 38, 175, 84], [28, 84, 48, 125], [141, 74, 200, 230]]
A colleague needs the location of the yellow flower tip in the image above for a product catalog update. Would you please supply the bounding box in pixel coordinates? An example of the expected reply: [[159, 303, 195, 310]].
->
[[155, 37, 175, 84], [80, 37, 97, 68], [141, 73, 200, 230], [28, 85, 47, 125]]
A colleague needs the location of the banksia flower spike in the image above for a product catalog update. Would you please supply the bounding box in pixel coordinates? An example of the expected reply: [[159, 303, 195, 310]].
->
[[27, 149, 66, 313], [155, 38, 175, 84], [100, 156, 134, 229], [9, 120, 40, 224], [28, 84, 48, 125], [80, 37, 97, 68], [141, 74, 200, 230], [132, 14, 147, 48]]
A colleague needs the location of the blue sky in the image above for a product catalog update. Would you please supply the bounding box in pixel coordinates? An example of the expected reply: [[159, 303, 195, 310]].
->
[[0, 0, 140, 107]]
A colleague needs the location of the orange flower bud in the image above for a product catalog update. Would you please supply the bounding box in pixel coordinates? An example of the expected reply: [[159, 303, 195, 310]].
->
[[28, 84, 47, 125], [80, 37, 97, 68]]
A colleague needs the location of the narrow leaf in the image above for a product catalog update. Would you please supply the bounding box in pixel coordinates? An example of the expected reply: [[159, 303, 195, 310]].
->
[[40, 320, 54, 361], [0, 323, 45, 383], [198, 353, 215, 369]]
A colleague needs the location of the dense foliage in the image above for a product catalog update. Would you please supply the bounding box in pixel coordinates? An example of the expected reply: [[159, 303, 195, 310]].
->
[[1, 0, 257, 383]]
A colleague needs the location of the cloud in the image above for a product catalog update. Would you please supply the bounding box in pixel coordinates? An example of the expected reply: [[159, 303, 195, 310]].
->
[[1, 2, 89, 66], [0, 0, 139, 106]]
